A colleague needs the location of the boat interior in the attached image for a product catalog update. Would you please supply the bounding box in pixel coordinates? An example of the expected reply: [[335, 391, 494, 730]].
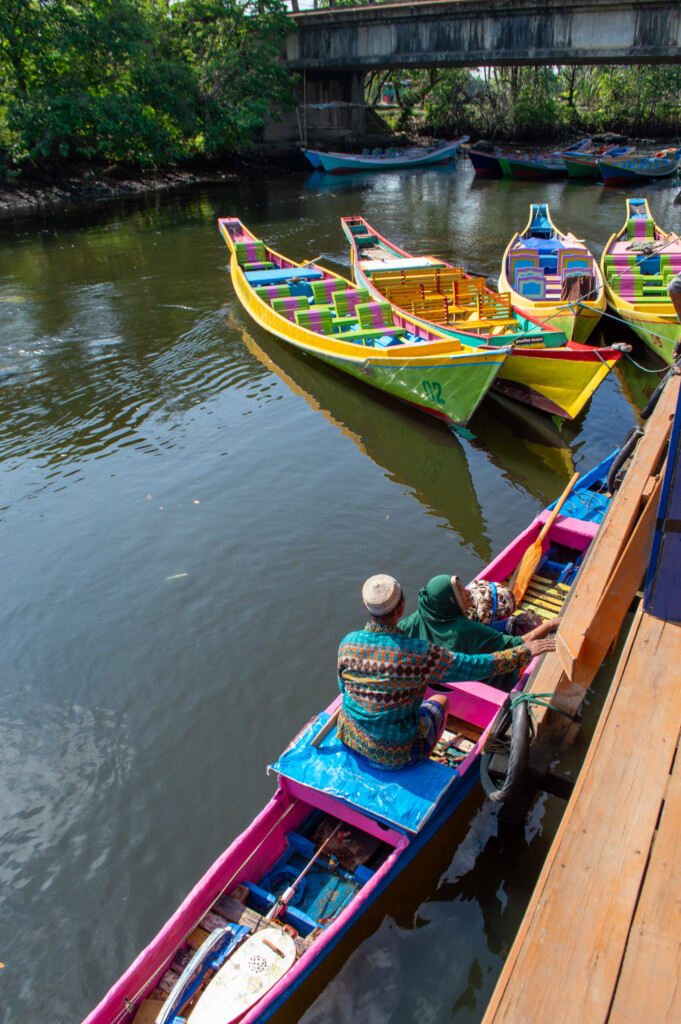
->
[[219, 217, 450, 351], [510, 204, 597, 302], [603, 198, 681, 309], [344, 219, 532, 342]]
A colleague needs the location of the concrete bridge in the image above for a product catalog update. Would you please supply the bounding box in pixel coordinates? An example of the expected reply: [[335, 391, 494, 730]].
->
[[285, 0, 681, 73], [271, 0, 680, 156]]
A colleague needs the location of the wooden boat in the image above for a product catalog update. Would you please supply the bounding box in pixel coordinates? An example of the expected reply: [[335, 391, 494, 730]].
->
[[598, 148, 681, 185], [498, 152, 567, 178], [499, 202, 608, 345], [341, 215, 622, 421], [600, 196, 681, 365], [564, 142, 633, 179], [301, 137, 468, 174], [215, 218, 509, 428], [468, 140, 589, 179], [465, 142, 504, 177], [82, 459, 614, 1024]]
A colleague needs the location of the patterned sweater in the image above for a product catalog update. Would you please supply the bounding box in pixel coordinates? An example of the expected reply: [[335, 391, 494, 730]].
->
[[337, 623, 531, 768]]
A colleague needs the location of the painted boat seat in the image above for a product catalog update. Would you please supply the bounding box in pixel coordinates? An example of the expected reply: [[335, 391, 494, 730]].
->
[[272, 295, 311, 320], [255, 284, 292, 302], [269, 713, 459, 834], [360, 257, 441, 273], [356, 301, 406, 336], [244, 267, 324, 286], [333, 288, 371, 317], [515, 268, 546, 300], [311, 279, 350, 304]]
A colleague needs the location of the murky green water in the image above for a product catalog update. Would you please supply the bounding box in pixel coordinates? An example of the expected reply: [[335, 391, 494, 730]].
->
[[0, 162, 676, 1023]]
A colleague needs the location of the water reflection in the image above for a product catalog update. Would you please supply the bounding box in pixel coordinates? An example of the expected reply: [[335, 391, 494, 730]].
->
[[234, 312, 581, 553], [233, 314, 493, 561]]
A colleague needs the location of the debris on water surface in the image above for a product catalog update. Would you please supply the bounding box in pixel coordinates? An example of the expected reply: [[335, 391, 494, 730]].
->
[[165, 573, 188, 582]]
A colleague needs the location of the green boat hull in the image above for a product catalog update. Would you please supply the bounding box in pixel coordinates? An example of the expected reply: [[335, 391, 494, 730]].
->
[[564, 157, 600, 179], [315, 350, 507, 426], [610, 306, 681, 365]]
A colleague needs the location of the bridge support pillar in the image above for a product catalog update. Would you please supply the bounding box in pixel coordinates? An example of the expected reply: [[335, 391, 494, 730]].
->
[[302, 70, 366, 135]]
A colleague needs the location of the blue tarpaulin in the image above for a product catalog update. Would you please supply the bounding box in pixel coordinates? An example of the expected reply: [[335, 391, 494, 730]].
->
[[269, 713, 457, 835]]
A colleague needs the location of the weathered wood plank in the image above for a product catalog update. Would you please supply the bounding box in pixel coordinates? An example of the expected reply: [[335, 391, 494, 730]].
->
[[556, 375, 678, 676], [608, 650, 681, 1024], [482, 608, 681, 1024], [556, 471, 662, 691], [132, 999, 166, 1024]]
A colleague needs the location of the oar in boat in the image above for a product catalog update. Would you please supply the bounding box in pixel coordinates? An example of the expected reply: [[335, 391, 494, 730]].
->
[[512, 472, 580, 605], [189, 822, 343, 1024], [263, 821, 343, 923], [311, 708, 340, 748]]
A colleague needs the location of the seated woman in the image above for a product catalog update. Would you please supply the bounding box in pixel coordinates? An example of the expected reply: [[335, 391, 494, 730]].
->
[[399, 574, 559, 690], [337, 574, 555, 772]]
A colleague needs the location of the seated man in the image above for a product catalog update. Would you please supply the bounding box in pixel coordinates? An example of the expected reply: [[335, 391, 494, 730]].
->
[[337, 574, 554, 771]]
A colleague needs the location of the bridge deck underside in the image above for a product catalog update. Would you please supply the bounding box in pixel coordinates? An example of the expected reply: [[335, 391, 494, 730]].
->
[[285, 0, 681, 71]]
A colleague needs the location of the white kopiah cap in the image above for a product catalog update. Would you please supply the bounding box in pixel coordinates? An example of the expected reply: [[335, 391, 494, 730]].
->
[[362, 574, 402, 615]]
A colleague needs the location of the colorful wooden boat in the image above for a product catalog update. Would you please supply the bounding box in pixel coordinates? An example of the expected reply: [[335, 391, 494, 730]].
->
[[216, 218, 510, 427], [498, 151, 567, 179], [564, 143, 633, 179], [341, 215, 622, 421], [468, 140, 589, 179], [81, 459, 614, 1024], [600, 196, 681, 365], [598, 148, 681, 185], [301, 137, 468, 174], [499, 202, 608, 346]]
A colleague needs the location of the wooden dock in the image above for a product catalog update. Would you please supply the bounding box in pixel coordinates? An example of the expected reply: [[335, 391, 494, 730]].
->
[[482, 373, 681, 1024]]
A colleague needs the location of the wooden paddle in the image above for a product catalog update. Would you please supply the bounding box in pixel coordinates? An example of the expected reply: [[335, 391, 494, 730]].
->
[[311, 708, 340, 748], [512, 471, 580, 605]]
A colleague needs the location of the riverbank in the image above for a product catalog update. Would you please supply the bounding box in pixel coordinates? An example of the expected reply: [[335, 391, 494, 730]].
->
[[0, 165, 246, 217]]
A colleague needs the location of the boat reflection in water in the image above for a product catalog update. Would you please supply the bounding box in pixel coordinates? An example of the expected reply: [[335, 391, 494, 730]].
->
[[232, 312, 577, 559]]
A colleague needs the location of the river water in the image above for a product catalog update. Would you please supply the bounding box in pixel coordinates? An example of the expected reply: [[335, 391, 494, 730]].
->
[[0, 162, 677, 1024]]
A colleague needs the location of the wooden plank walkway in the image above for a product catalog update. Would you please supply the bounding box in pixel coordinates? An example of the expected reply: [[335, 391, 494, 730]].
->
[[481, 603, 681, 1024]]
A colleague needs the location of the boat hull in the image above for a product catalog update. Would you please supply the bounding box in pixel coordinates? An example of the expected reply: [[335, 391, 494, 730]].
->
[[498, 155, 566, 179], [307, 139, 466, 174], [598, 155, 681, 186], [603, 296, 681, 364], [564, 155, 600, 179], [494, 346, 617, 419], [466, 149, 503, 176]]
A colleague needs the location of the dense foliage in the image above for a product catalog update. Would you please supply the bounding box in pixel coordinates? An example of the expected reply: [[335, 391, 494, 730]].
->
[[0, 0, 296, 174], [369, 65, 681, 143]]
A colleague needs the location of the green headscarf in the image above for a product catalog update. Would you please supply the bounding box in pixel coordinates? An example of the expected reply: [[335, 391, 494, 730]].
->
[[399, 574, 522, 655]]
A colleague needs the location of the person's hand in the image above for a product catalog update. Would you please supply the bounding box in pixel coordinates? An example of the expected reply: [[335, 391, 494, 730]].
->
[[523, 615, 561, 641], [524, 636, 556, 657]]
